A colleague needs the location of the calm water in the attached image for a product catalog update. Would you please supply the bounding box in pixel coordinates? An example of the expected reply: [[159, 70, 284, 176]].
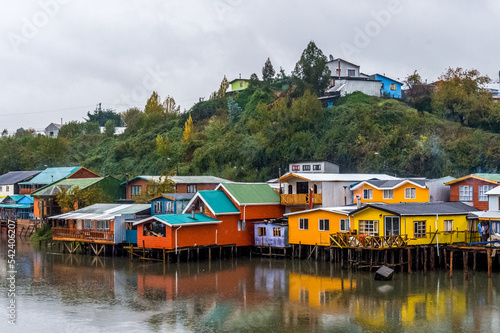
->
[[0, 235, 499, 333]]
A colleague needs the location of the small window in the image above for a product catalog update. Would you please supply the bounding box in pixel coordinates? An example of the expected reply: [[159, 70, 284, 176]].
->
[[96, 220, 110, 231], [299, 218, 309, 230], [459, 185, 473, 201], [414, 221, 426, 238], [313, 164, 321, 171], [302, 165, 311, 171], [154, 201, 163, 214], [165, 201, 174, 214], [478, 185, 494, 201], [390, 83, 396, 91], [340, 219, 350, 231], [238, 220, 246, 231], [273, 227, 281, 237], [363, 189, 373, 200], [359, 220, 378, 236], [319, 219, 330, 231], [5, 186, 9, 192], [257, 227, 266, 236], [444, 220, 453, 234], [292, 164, 300, 172], [405, 188, 416, 199], [82, 220, 94, 230], [131, 185, 142, 196], [383, 189, 393, 199], [187, 185, 197, 193], [347, 69, 356, 77], [239, 82, 243, 87], [288, 185, 293, 194]]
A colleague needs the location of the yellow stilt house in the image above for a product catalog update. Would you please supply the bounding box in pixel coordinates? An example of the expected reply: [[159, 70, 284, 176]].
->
[[347, 202, 479, 247]]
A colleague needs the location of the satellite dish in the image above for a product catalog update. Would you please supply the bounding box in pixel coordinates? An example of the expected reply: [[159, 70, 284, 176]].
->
[[329, 54, 334, 61]]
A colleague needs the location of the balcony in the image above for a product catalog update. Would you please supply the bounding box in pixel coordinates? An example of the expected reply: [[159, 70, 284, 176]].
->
[[52, 227, 114, 243], [280, 194, 322, 206]]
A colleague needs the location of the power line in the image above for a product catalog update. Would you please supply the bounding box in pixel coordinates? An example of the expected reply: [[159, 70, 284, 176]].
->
[[0, 105, 95, 117]]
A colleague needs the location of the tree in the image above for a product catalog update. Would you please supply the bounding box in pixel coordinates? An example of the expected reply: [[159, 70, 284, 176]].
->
[[145, 91, 164, 114], [104, 119, 116, 137], [56, 186, 112, 212], [404, 70, 433, 113], [182, 114, 194, 142], [432, 67, 491, 125], [121, 107, 141, 127], [262, 57, 276, 82], [132, 176, 176, 203], [292, 41, 331, 96], [163, 95, 180, 114], [86, 104, 123, 126], [249, 73, 260, 89], [58, 121, 85, 138]]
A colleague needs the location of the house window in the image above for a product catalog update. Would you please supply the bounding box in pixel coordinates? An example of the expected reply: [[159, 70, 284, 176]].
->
[[444, 220, 453, 234], [144, 222, 166, 237], [383, 189, 393, 199], [292, 164, 300, 172], [154, 201, 163, 214], [347, 69, 356, 77], [5, 186, 9, 192], [359, 220, 379, 236], [405, 188, 416, 199], [299, 218, 309, 230], [313, 164, 321, 171], [478, 185, 494, 201], [0, 186, 2, 191], [340, 219, 350, 231], [187, 185, 197, 193], [302, 165, 311, 171], [257, 227, 266, 237], [131, 185, 142, 196], [239, 82, 243, 87], [319, 219, 330, 231], [273, 227, 281, 237], [459, 185, 473, 201], [288, 185, 293, 194], [165, 201, 174, 214], [390, 83, 397, 91], [414, 220, 426, 238], [96, 220, 110, 231], [363, 189, 373, 200], [299, 289, 309, 304], [238, 220, 246, 231], [82, 220, 95, 230]]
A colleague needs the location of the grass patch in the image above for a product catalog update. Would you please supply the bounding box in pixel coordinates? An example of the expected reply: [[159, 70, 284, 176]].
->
[[30, 224, 52, 242]]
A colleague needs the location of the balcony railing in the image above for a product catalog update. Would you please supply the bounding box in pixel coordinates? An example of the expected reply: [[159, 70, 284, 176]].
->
[[52, 227, 114, 242], [280, 193, 322, 205], [330, 232, 409, 249]]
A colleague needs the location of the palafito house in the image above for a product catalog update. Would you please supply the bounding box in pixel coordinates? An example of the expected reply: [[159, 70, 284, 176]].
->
[[445, 173, 500, 210], [351, 179, 429, 204], [350, 202, 479, 246]]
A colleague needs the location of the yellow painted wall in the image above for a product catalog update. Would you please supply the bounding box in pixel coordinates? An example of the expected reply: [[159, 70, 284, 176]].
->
[[352, 207, 468, 245], [288, 210, 351, 246], [353, 183, 429, 204]]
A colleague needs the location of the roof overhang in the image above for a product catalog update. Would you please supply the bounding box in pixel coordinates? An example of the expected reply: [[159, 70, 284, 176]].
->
[[133, 215, 222, 227], [350, 179, 427, 191], [445, 175, 500, 186]]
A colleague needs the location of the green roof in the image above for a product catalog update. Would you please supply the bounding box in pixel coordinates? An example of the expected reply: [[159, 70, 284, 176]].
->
[[219, 183, 280, 205], [473, 173, 500, 182], [31, 177, 103, 197], [198, 190, 240, 214], [19, 167, 82, 185], [149, 213, 221, 226]]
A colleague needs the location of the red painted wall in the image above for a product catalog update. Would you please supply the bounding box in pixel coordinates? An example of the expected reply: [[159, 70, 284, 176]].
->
[[67, 168, 100, 179], [176, 183, 219, 193], [449, 178, 497, 210], [125, 178, 150, 199]]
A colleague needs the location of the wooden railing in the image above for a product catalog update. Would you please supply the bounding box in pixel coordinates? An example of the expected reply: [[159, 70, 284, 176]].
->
[[52, 227, 114, 242], [330, 232, 409, 249], [280, 193, 322, 205]]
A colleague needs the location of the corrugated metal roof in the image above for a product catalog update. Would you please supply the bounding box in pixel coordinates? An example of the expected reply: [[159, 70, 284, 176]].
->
[[219, 183, 280, 205], [279, 172, 398, 182], [124, 175, 230, 185], [0, 171, 41, 185], [49, 203, 150, 219], [285, 206, 357, 216], [352, 179, 427, 190], [198, 190, 240, 214], [20, 167, 81, 185], [0, 203, 31, 209], [468, 211, 500, 219], [31, 177, 103, 197], [134, 213, 221, 226], [354, 202, 479, 216]]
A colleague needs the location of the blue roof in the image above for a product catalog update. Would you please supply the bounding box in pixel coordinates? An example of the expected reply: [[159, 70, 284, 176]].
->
[[137, 213, 221, 226], [198, 190, 240, 215], [19, 167, 82, 185]]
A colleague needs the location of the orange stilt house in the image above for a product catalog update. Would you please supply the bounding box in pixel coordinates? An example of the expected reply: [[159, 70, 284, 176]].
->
[[134, 183, 284, 251]]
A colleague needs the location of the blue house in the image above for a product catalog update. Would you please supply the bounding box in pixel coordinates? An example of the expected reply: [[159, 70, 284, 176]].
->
[[254, 219, 289, 248], [150, 193, 195, 216], [370, 74, 403, 99], [0, 195, 34, 220]]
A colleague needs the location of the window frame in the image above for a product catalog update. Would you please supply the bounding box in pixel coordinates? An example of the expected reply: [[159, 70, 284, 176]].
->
[[299, 218, 309, 230], [164, 201, 174, 214], [405, 187, 416, 199], [478, 185, 494, 201], [414, 220, 426, 238], [187, 184, 197, 193], [359, 220, 379, 236], [383, 189, 394, 199], [96, 220, 110, 231], [153, 201, 163, 214], [339, 219, 350, 232], [273, 227, 281, 237], [363, 189, 373, 200], [257, 226, 266, 237], [318, 219, 330, 231], [291, 164, 300, 172], [313, 164, 321, 171], [459, 185, 473, 201], [390, 83, 397, 91], [444, 220, 453, 234], [131, 185, 142, 196], [302, 165, 311, 171]]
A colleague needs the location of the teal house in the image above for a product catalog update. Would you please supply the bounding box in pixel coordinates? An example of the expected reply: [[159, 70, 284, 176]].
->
[[150, 193, 195, 215], [370, 74, 403, 99]]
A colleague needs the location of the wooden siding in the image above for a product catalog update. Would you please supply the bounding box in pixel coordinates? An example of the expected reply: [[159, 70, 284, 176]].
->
[[449, 178, 497, 210], [352, 184, 429, 204], [67, 168, 100, 179], [125, 178, 149, 199], [288, 210, 350, 246], [280, 194, 322, 205]]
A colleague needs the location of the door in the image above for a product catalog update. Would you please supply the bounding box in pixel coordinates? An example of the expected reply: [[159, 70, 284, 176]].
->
[[296, 182, 309, 194], [384, 216, 400, 236]]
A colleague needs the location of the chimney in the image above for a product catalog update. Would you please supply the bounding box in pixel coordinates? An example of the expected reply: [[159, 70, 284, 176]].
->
[[191, 210, 195, 219], [356, 195, 362, 209]]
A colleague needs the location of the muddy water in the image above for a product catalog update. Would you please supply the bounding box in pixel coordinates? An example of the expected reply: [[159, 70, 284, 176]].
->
[[0, 235, 499, 332]]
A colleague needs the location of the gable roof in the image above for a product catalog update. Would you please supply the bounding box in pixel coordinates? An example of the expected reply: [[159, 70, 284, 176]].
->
[[0, 171, 41, 185], [279, 172, 398, 183], [134, 213, 221, 227], [217, 183, 280, 205], [445, 173, 500, 186], [149, 193, 195, 202], [122, 175, 229, 185], [351, 179, 427, 191], [49, 203, 150, 220], [370, 73, 404, 85], [31, 177, 104, 197], [183, 190, 240, 215], [352, 202, 479, 216], [19, 167, 83, 185]]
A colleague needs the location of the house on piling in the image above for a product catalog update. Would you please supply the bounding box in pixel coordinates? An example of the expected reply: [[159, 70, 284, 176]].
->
[[254, 218, 289, 248], [49, 203, 150, 254], [0, 195, 34, 221], [0, 170, 41, 197], [445, 173, 500, 210], [150, 193, 194, 215], [133, 183, 284, 253], [351, 179, 430, 204]]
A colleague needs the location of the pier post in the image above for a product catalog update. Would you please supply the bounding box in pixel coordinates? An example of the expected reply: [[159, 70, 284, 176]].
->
[[444, 248, 448, 269], [330, 248, 333, 263], [208, 247, 211, 261], [487, 248, 492, 278], [315, 244, 318, 261], [473, 250, 477, 273], [430, 246, 435, 271], [299, 242, 302, 259], [463, 251, 468, 280], [399, 249, 403, 272], [424, 247, 427, 274], [163, 248, 166, 263], [407, 247, 412, 273], [449, 250, 454, 278], [416, 246, 419, 270]]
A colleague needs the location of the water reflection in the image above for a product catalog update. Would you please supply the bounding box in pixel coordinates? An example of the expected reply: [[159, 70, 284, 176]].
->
[[1, 236, 499, 332]]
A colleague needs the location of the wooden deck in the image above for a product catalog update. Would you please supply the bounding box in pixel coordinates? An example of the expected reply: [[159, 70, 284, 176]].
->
[[330, 232, 409, 249], [52, 227, 114, 244]]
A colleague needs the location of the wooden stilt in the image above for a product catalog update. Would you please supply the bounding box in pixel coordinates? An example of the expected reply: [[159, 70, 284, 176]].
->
[[399, 249, 403, 272], [315, 244, 318, 261], [208, 247, 211, 261], [463, 251, 468, 280], [330, 248, 333, 263], [416, 246, 419, 270], [473, 250, 477, 273], [487, 248, 492, 278], [370, 251, 373, 271], [163, 248, 166, 263], [430, 246, 435, 271], [424, 247, 428, 274], [299, 242, 302, 259], [449, 250, 454, 278], [142, 240, 145, 258], [197, 247, 200, 261], [444, 248, 448, 269], [407, 247, 412, 273]]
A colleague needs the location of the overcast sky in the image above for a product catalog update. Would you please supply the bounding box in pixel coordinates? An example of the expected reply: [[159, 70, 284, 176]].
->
[[1, 0, 499, 133]]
